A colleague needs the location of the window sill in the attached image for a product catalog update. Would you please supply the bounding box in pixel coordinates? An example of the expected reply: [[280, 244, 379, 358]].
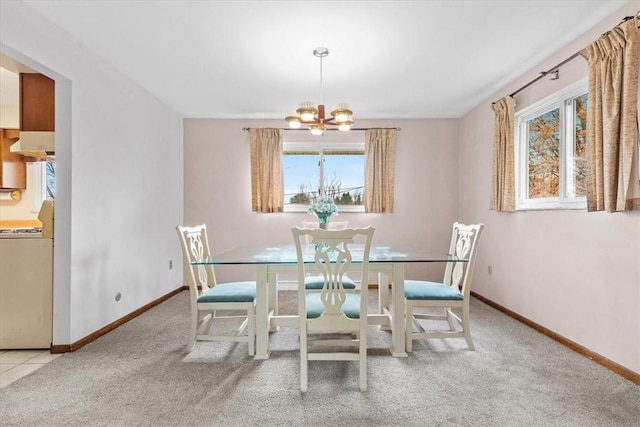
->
[[284, 205, 365, 214], [516, 202, 587, 211]]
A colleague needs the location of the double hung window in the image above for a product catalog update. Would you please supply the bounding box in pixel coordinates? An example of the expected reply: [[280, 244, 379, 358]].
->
[[515, 79, 588, 210], [282, 142, 365, 213]]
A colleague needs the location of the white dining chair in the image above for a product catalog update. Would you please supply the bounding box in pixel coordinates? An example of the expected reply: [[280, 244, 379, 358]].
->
[[300, 220, 357, 289], [404, 222, 484, 351], [291, 226, 375, 392], [176, 224, 256, 356]]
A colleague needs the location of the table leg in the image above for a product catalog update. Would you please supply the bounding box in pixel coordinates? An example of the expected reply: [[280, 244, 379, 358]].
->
[[378, 272, 391, 331], [254, 264, 271, 359], [390, 263, 408, 357], [378, 272, 388, 313], [268, 270, 278, 332]]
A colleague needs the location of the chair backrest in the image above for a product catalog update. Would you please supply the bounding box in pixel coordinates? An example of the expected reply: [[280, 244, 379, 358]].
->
[[443, 222, 484, 298], [300, 220, 349, 245], [176, 224, 218, 298], [292, 226, 375, 317], [327, 220, 349, 230], [300, 221, 317, 229], [301, 220, 349, 230]]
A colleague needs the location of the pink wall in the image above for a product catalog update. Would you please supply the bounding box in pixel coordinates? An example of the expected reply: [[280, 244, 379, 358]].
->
[[459, 2, 640, 374], [183, 118, 461, 284]]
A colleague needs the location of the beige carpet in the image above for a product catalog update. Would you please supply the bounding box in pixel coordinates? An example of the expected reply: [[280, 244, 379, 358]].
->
[[1, 290, 638, 426]]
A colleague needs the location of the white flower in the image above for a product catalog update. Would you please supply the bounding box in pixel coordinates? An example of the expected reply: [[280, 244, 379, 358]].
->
[[308, 196, 338, 216]]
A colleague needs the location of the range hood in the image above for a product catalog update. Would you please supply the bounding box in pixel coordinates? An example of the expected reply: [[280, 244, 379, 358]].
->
[[10, 131, 55, 160]]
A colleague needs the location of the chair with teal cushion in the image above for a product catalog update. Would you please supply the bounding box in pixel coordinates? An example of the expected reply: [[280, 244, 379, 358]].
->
[[176, 224, 256, 356], [304, 274, 356, 289], [300, 220, 358, 289], [405, 222, 484, 351], [292, 225, 375, 392]]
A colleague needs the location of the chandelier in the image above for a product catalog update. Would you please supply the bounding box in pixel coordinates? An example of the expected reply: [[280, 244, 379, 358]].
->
[[285, 47, 354, 135]]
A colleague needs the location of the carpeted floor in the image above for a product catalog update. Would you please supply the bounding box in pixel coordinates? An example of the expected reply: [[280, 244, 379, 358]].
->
[[1, 290, 638, 426]]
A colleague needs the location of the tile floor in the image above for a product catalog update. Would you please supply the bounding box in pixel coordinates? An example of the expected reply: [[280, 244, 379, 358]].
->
[[0, 350, 62, 388]]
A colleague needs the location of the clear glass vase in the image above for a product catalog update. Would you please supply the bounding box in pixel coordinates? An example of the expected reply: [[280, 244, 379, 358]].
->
[[317, 213, 330, 229]]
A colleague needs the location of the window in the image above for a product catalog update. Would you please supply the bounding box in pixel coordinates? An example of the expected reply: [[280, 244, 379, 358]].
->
[[32, 160, 55, 212], [283, 142, 365, 212], [515, 78, 588, 210]]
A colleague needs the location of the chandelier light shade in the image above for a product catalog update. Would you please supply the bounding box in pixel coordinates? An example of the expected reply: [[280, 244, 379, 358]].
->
[[285, 47, 354, 135]]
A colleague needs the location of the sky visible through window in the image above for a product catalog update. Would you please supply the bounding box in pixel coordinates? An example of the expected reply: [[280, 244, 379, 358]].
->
[[283, 153, 364, 205]]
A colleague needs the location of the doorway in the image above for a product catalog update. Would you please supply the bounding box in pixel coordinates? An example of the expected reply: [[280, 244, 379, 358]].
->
[[0, 47, 72, 350]]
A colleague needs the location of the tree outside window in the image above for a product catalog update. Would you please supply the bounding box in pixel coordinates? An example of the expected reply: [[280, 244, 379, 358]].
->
[[527, 108, 560, 199], [515, 79, 588, 210], [283, 142, 364, 213], [569, 93, 588, 198], [46, 160, 55, 200]]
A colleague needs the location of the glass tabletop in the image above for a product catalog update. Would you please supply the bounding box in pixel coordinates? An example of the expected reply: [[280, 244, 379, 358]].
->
[[192, 244, 468, 265]]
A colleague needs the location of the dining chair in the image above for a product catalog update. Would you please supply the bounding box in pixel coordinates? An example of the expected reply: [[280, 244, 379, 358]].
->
[[300, 220, 356, 289], [176, 224, 256, 356], [404, 222, 484, 351], [291, 226, 375, 392]]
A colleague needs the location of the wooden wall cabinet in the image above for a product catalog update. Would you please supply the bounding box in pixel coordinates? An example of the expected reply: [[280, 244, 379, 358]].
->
[[0, 129, 26, 190], [20, 73, 55, 132]]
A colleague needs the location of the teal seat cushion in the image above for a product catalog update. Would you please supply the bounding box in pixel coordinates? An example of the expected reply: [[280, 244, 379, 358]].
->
[[404, 280, 463, 301], [305, 292, 361, 319], [197, 281, 256, 303], [304, 275, 356, 290]]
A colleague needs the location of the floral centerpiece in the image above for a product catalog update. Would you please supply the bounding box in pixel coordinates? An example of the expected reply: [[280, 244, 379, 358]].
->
[[308, 196, 338, 228]]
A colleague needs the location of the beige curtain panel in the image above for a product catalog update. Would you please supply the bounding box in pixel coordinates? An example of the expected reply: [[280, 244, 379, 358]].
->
[[365, 129, 396, 213], [581, 16, 639, 212], [490, 96, 516, 212], [249, 128, 284, 213]]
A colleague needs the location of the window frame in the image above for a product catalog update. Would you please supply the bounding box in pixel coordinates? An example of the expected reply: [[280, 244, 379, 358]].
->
[[31, 160, 55, 212], [514, 78, 588, 211], [282, 141, 365, 213]]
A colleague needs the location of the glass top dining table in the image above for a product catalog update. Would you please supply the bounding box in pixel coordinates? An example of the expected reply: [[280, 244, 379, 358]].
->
[[192, 243, 467, 359], [193, 243, 466, 265]]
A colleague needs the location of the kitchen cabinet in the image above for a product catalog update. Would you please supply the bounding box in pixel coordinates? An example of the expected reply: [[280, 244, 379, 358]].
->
[[20, 73, 55, 131], [0, 129, 26, 189], [0, 238, 53, 349]]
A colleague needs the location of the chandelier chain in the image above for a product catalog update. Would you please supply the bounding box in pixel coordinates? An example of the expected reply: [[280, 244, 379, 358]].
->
[[319, 53, 323, 106]]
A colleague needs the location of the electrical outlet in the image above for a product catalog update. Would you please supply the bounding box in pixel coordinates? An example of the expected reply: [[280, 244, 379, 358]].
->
[[169, 260, 173, 270], [488, 265, 493, 276]]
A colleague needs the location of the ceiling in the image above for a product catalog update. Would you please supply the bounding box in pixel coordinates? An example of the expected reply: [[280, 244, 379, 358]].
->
[[1, 1, 630, 119]]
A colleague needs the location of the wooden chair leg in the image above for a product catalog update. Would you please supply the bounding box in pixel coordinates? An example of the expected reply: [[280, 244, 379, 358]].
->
[[360, 323, 367, 391], [187, 310, 198, 352], [462, 305, 475, 350], [300, 328, 308, 393]]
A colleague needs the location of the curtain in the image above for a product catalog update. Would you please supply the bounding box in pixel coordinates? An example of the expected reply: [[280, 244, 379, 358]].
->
[[364, 129, 396, 213], [490, 96, 516, 212], [581, 16, 639, 212], [249, 128, 283, 212]]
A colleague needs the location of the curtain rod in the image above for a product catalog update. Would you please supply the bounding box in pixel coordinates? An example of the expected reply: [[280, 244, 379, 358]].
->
[[506, 51, 582, 99], [242, 127, 401, 132], [494, 12, 639, 104]]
